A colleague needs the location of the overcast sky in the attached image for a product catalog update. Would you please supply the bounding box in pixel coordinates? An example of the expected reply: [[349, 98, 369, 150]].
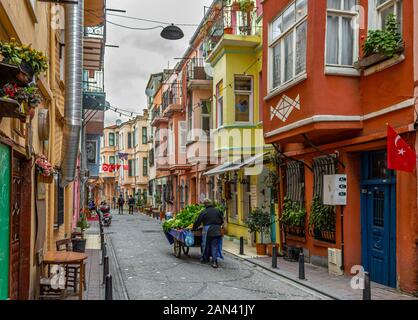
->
[[104, 0, 214, 126]]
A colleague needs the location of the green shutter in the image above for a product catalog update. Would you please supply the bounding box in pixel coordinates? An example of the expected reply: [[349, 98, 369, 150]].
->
[[0, 143, 10, 300]]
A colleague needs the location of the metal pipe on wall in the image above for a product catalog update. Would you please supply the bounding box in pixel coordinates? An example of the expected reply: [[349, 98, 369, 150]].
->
[[61, 0, 84, 187]]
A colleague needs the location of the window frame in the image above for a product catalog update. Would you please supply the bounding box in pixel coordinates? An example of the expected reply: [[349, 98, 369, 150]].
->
[[234, 75, 254, 124], [108, 132, 115, 147], [143, 158, 148, 177], [216, 81, 223, 127], [268, 0, 308, 93], [376, 0, 402, 30], [142, 127, 148, 144], [325, 1, 359, 71], [200, 100, 212, 139]]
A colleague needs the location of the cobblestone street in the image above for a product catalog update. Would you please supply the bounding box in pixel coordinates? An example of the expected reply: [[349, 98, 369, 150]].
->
[[104, 211, 330, 300]]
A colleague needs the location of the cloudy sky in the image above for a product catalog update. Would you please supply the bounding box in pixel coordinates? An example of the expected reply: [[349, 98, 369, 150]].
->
[[104, 0, 213, 126]]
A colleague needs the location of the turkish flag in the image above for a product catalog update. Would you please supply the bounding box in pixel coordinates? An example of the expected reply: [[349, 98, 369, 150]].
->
[[102, 164, 109, 172], [387, 125, 417, 173], [123, 165, 129, 170]]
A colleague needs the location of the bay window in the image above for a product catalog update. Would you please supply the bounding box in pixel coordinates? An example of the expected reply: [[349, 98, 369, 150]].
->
[[234, 76, 253, 123], [326, 0, 358, 67], [269, 0, 308, 92]]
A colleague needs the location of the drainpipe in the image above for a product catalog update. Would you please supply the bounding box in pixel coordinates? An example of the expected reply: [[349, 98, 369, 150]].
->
[[61, 1, 84, 189]]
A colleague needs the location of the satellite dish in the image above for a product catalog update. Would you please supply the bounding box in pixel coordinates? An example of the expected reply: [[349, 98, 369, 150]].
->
[[116, 119, 122, 126], [204, 62, 214, 78]]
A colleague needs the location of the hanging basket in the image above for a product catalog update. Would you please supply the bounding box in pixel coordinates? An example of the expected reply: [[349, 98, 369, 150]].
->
[[38, 173, 53, 184]]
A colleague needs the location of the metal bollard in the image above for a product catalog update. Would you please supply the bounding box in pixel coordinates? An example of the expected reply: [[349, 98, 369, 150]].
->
[[298, 252, 305, 280], [100, 232, 104, 245], [103, 256, 109, 284], [272, 245, 278, 269], [363, 272, 371, 300], [105, 274, 113, 300], [101, 242, 107, 265], [239, 237, 244, 255]]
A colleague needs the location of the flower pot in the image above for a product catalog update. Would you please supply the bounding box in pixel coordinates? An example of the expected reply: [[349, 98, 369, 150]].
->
[[71, 238, 87, 253], [224, 27, 233, 35], [256, 243, 267, 256], [355, 46, 404, 69]]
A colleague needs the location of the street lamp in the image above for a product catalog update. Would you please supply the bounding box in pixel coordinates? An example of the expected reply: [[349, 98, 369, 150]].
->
[[160, 24, 184, 40]]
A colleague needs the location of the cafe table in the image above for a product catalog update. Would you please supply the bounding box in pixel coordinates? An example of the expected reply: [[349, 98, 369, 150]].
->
[[42, 251, 88, 300]]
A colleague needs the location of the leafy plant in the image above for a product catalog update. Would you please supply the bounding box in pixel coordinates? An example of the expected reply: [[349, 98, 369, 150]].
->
[[162, 204, 205, 232], [246, 207, 272, 234], [280, 197, 306, 227], [239, 0, 255, 12], [77, 213, 90, 232], [309, 195, 336, 232], [363, 13, 403, 58], [0, 38, 48, 76]]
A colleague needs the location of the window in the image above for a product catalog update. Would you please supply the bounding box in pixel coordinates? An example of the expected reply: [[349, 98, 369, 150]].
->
[[142, 127, 147, 144], [326, 0, 358, 67], [115, 132, 119, 146], [109, 132, 115, 146], [143, 158, 148, 176], [149, 149, 154, 167], [269, 0, 307, 91], [216, 81, 223, 127], [128, 132, 133, 149], [133, 128, 138, 146], [119, 133, 124, 149], [188, 95, 193, 138], [242, 177, 252, 222], [376, 0, 402, 30], [234, 76, 253, 123], [201, 100, 211, 138], [109, 156, 115, 165], [179, 121, 187, 153], [128, 159, 134, 177]]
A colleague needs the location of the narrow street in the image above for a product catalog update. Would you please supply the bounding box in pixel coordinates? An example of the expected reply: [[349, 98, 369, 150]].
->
[[105, 210, 329, 300]]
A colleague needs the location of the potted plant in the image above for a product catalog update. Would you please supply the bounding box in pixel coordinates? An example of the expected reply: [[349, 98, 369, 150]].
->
[[246, 207, 272, 255], [239, 0, 255, 12], [35, 155, 55, 183], [309, 195, 336, 243], [280, 197, 307, 238], [72, 212, 90, 253], [355, 14, 404, 69], [0, 38, 49, 81]]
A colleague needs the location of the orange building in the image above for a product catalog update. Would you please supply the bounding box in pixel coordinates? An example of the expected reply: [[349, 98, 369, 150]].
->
[[262, 0, 417, 294]]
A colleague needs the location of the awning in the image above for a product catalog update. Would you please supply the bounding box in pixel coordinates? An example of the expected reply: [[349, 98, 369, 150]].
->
[[204, 152, 270, 176]]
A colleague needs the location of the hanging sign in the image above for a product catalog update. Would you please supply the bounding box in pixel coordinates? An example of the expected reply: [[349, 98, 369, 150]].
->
[[323, 174, 347, 206], [101, 164, 128, 172]]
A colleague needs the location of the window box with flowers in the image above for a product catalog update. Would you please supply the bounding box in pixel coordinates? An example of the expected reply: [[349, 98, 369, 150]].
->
[[355, 14, 404, 71], [0, 82, 42, 120], [35, 155, 55, 183]]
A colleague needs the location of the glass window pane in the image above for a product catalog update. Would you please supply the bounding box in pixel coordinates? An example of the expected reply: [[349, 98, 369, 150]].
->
[[343, 0, 356, 10], [235, 77, 252, 91], [283, 5, 295, 32], [327, 0, 341, 9], [326, 15, 339, 65], [284, 32, 294, 82], [295, 21, 307, 75], [380, 5, 394, 29], [341, 17, 354, 65], [296, 0, 308, 20], [271, 16, 283, 40], [396, 0, 403, 32], [235, 94, 250, 122], [272, 43, 281, 88]]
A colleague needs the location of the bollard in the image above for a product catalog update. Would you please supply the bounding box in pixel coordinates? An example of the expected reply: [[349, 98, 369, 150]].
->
[[363, 272, 371, 300], [105, 274, 113, 300], [298, 252, 305, 280], [100, 232, 104, 246], [101, 242, 107, 265], [239, 237, 244, 255], [272, 245, 278, 269], [103, 256, 109, 284]]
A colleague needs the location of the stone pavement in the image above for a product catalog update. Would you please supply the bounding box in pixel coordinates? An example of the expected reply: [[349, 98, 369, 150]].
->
[[223, 238, 417, 300]]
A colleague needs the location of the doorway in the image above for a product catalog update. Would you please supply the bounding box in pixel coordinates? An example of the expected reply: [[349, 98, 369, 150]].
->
[[361, 150, 396, 288]]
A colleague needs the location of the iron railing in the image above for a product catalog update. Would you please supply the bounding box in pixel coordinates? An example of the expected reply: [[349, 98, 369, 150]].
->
[[187, 58, 212, 81]]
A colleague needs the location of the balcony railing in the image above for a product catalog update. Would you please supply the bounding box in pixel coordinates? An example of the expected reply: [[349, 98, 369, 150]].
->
[[187, 58, 212, 81], [83, 69, 106, 110], [204, 6, 261, 57]]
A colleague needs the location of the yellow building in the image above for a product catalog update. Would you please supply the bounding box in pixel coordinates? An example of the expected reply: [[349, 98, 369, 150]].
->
[[202, 1, 277, 247]]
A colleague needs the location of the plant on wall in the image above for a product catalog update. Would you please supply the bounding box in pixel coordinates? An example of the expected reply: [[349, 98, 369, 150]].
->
[[280, 197, 306, 227], [308, 195, 336, 232], [363, 14, 403, 58]]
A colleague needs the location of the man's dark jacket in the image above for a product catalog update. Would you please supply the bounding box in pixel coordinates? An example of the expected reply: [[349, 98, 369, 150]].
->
[[193, 206, 224, 237], [128, 198, 135, 206]]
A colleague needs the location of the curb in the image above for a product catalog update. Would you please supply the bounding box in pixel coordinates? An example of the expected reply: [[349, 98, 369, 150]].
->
[[105, 233, 130, 300], [224, 248, 340, 300]]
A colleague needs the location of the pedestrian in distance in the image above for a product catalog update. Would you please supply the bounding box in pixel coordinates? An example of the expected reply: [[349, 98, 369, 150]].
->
[[112, 196, 116, 209], [118, 194, 125, 215], [128, 195, 135, 215], [193, 199, 224, 268]]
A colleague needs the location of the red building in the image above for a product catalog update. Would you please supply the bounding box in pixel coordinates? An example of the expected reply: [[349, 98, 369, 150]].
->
[[262, 0, 417, 294]]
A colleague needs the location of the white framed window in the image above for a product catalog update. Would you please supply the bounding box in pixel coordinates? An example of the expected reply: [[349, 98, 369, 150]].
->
[[269, 0, 308, 92], [201, 100, 211, 138], [216, 81, 223, 127], [179, 121, 187, 153], [326, 0, 359, 68], [234, 76, 253, 123], [376, 0, 402, 30]]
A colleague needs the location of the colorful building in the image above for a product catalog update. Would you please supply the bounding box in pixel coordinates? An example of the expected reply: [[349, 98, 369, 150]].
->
[[262, 0, 417, 294]]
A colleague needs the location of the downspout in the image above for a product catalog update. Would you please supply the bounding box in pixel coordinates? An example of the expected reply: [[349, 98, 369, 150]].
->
[[61, 1, 84, 188]]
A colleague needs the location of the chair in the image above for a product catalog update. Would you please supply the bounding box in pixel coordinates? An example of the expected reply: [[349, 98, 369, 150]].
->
[[56, 238, 87, 293], [39, 252, 67, 300]]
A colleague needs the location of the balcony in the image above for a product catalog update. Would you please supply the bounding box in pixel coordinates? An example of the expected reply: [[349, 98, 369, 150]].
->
[[203, 6, 261, 60], [162, 89, 182, 117], [83, 69, 106, 110], [83, 25, 105, 71], [187, 58, 212, 90], [150, 107, 169, 127]]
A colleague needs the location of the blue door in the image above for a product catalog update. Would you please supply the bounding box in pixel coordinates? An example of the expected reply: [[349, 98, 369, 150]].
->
[[361, 151, 396, 288]]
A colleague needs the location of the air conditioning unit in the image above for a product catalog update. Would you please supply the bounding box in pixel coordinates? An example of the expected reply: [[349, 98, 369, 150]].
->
[[328, 248, 343, 276]]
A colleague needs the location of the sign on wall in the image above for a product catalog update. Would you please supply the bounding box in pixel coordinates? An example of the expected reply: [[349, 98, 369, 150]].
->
[[323, 174, 347, 206]]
